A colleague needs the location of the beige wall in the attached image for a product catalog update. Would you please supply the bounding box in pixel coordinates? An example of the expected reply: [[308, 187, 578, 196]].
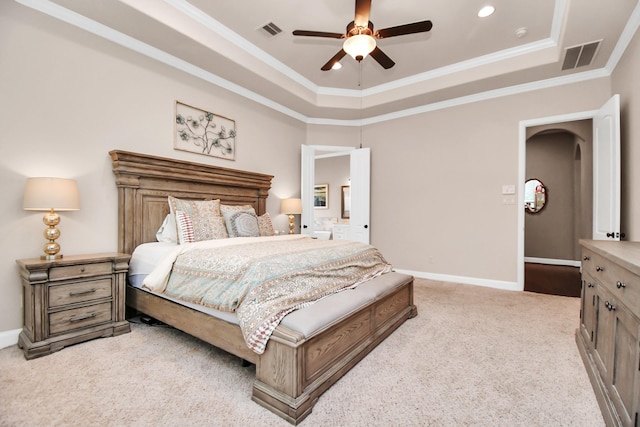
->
[[0, 4, 305, 334], [308, 81, 612, 285], [2, 1, 640, 337], [612, 20, 640, 241]]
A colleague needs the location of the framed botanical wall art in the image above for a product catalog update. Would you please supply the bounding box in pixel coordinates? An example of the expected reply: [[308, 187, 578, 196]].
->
[[314, 184, 328, 208], [174, 101, 236, 160]]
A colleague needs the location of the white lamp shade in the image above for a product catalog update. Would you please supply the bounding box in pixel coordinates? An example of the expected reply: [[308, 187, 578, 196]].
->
[[343, 34, 377, 60], [280, 198, 302, 215], [23, 177, 80, 211]]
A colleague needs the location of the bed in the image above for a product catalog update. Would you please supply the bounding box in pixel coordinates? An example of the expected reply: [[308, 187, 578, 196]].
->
[[110, 150, 417, 424]]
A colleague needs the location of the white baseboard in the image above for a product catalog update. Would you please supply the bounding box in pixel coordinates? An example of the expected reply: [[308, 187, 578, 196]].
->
[[0, 328, 21, 350], [395, 268, 522, 292]]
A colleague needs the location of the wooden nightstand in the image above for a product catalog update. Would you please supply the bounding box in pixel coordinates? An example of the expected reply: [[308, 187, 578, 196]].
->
[[16, 253, 131, 359]]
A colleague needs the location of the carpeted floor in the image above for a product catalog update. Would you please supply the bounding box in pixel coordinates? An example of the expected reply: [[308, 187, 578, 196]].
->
[[0, 279, 604, 426]]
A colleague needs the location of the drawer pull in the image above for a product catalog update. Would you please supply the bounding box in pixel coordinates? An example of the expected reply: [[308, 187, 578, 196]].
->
[[587, 283, 594, 288], [69, 288, 96, 297], [69, 313, 97, 322], [80, 267, 86, 273], [583, 256, 590, 261], [596, 266, 604, 272], [616, 281, 626, 289], [604, 301, 616, 311]]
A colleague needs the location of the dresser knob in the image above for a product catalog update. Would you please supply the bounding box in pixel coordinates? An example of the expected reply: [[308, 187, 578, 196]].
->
[[616, 281, 626, 289], [583, 256, 590, 261], [596, 266, 604, 272], [80, 267, 86, 273], [605, 301, 616, 311], [587, 283, 594, 288]]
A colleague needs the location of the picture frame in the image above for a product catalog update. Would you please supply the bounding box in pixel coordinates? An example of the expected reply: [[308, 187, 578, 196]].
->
[[341, 186, 351, 219], [174, 101, 236, 160], [314, 184, 329, 209]]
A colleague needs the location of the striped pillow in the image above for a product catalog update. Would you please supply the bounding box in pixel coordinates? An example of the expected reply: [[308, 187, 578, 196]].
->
[[175, 211, 195, 244]]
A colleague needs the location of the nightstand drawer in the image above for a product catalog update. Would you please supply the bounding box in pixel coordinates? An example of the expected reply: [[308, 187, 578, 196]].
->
[[49, 279, 112, 308], [49, 262, 112, 281], [49, 302, 113, 335]]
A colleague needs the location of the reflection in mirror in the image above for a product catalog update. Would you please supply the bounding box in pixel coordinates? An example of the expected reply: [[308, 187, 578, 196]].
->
[[524, 179, 547, 214], [341, 186, 351, 219]]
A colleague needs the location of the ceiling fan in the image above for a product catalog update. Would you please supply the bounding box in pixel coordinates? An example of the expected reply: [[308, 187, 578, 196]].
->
[[292, 0, 433, 71]]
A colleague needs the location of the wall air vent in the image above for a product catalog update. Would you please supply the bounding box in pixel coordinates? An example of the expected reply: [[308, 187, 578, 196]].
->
[[561, 40, 601, 70], [259, 22, 283, 37]]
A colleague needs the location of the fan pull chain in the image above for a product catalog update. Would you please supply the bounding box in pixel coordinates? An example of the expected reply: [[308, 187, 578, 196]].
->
[[359, 61, 364, 148]]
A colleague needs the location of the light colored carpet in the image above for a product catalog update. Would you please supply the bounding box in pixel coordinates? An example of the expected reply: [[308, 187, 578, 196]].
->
[[0, 279, 604, 426]]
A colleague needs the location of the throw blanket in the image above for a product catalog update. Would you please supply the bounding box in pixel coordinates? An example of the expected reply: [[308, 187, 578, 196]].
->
[[143, 235, 392, 354]]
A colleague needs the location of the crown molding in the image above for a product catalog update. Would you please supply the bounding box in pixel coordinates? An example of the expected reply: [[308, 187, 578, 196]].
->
[[14, 0, 636, 127]]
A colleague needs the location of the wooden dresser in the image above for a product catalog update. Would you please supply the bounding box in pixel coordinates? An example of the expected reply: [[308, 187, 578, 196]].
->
[[577, 240, 640, 427], [17, 253, 131, 359]]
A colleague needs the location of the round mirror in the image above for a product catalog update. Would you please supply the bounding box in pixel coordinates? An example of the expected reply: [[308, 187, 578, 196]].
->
[[524, 179, 547, 214]]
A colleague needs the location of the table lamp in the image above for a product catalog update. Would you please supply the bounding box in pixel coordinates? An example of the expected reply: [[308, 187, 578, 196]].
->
[[23, 177, 80, 260], [280, 198, 302, 234]]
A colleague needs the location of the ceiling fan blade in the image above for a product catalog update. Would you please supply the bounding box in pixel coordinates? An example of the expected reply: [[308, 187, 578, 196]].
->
[[293, 30, 345, 39], [370, 46, 395, 69], [375, 20, 433, 39], [354, 0, 372, 27], [321, 49, 348, 71]]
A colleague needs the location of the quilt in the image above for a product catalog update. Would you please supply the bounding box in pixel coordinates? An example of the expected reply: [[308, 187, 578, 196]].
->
[[143, 235, 392, 354]]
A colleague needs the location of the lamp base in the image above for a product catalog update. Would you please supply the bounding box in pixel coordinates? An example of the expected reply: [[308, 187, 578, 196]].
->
[[288, 214, 295, 234], [41, 254, 63, 261]]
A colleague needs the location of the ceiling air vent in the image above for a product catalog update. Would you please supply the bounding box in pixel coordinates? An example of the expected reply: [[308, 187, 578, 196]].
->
[[259, 22, 283, 37], [562, 40, 601, 70]]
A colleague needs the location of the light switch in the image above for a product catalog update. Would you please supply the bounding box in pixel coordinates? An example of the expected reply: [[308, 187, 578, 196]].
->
[[502, 184, 516, 195]]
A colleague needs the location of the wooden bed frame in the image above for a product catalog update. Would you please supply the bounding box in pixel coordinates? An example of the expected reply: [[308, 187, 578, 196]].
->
[[110, 150, 416, 424]]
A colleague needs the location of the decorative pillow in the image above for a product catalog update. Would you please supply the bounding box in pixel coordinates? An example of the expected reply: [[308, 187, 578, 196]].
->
[[223, 210, 261, 238], [155, 214, 178, 243], [220, 204, 255, 215], [174, 211, 228, 244], [168, 196, 221, 218], [190, 213, 229, 241], [175, 211, 195, 244], [257, 213, 275, 236]]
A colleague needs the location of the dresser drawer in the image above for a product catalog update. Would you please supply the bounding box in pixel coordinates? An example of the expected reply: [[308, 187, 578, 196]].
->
[[49, 302, 113, 335], [49, 262, 112, 281], [582, 249, 605, 279], [48, 279, 112, 308], [583, 249, 640, 317]]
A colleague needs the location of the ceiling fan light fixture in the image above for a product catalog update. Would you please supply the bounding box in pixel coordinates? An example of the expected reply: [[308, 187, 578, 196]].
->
[[478, 5, 495, 18], [343, 34, 376, 61]]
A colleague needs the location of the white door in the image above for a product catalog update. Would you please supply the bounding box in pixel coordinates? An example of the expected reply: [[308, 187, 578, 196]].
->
[[349, 148, 371, 244], [300, 145, 315, 236], [300, 145, 370, 243], [593, 94, 621, 240]]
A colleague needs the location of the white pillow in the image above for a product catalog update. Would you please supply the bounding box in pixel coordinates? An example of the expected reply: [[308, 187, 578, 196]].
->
[[155, 214, 177, 243]]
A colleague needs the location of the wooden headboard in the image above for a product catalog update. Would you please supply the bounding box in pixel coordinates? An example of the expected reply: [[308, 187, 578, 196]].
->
[[110, 150, 273, 254]]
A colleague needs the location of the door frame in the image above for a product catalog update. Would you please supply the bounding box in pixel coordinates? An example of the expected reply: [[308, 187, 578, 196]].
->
[[518, 110, 599, 291]]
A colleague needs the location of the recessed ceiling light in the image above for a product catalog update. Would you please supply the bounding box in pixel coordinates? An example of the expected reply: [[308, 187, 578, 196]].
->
[[332, 62, 342, 70], [478, 6, 495, 18]]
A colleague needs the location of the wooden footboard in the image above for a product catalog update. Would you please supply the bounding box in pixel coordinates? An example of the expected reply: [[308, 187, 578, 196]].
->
[[127, 275, 416, 425], [253, 276, 416, 424]]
